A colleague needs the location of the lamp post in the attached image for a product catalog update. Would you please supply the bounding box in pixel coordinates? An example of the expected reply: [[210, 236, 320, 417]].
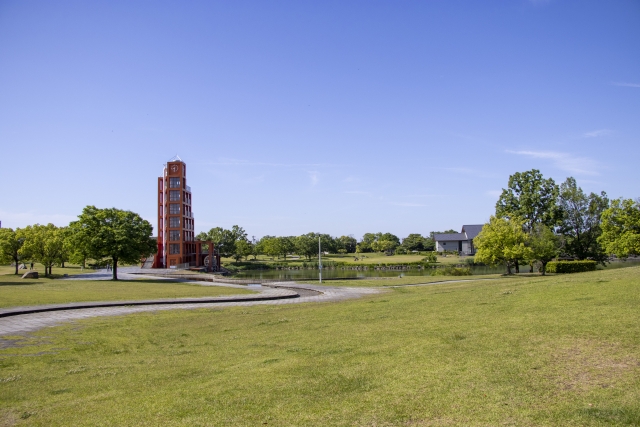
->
[[318, 236, 322, 284]]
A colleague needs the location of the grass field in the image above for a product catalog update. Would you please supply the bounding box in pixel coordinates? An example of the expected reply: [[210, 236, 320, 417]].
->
[[0, 266, 253, 308], [1, 267, 639, 426]]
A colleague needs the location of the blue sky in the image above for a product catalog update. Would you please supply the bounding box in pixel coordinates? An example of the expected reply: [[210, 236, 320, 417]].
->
[[1, 0, 638, 239]]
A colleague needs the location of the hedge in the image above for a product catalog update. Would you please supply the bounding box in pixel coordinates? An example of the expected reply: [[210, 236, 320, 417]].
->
[[545, 260, 597, 274]]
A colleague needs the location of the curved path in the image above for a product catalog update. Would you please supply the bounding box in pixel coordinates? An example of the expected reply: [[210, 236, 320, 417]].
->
[[0, 270, 499, 338], [0, 279, 381, 337]]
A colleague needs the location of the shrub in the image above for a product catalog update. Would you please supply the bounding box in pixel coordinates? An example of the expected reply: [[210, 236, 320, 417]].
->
[[545, 260, 597, 274]]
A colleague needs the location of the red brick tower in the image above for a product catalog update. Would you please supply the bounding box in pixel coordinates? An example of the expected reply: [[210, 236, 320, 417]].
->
[[152, 156, 219, 270]]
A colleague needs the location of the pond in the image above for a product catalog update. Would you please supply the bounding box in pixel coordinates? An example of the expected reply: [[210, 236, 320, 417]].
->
[[231, 264, 507, 280], [230, 259, 640, 281]]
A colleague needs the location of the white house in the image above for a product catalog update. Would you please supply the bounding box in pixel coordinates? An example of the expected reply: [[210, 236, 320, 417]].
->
[[434, 224, 484, 255]]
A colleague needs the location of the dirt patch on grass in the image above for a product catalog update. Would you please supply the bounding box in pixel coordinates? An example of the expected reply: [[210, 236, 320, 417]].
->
[[548, 339, 640, 392], [0, 410, 17, 427]]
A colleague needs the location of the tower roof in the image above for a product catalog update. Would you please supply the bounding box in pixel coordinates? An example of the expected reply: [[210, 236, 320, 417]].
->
[[167, 154, 183, 162]]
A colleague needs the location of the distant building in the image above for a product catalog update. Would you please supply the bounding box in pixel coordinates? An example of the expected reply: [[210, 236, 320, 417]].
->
[[152, 156, 220, 271], [434, 224, 484, 255]]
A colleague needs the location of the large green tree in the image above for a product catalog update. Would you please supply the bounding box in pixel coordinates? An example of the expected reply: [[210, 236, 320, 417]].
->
[[557, 177, 609, 263], [197, 225, 247, 258], [528, 224, 560, 275], [358, 233, 400, 254], [295, 233, 319, 260], [0, 228, 26, 275], [20, 224, 65, 276], [598, 198, 640, 258], [74, 206, 156, 280], [496, 169, 561, 231], [66, 220, 92, 268], [356, 233, 377, 253], [474, 217, 532, 275], [401, 234, 428, 251], [336, 235, 357, 254], [233, 239, 253, 263]]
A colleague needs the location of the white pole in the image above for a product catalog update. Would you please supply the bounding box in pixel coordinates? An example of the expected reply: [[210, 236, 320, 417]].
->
[[318, 236, 322, 284]]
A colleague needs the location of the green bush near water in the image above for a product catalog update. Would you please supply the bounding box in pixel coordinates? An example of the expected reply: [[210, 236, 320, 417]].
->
[[546, 260, 597, 274]]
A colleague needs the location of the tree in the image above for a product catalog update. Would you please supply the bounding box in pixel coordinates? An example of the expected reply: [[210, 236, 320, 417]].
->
[[336, 235, 357, 254], [57, 226, 71, 268], [20, 224, 65, 276], [295, 233, 319, 260], [557, 177, 609, 264], [357, 233, 377, 253], [496, 169, 561, 231], [198, 225, 247, 258], [74, 206, 156, 280], [370, 233, 400, 254], [598, 198, 640, 258], [233, 239, 253, 263], [0, 228, 26, 275], [67, 221, 92, 268], [276, 236, 296, 260], [528, 224, 559, 275], [401, 234, 428, 251], [256, 236, 280, 258], [474, 217, 532, 274]]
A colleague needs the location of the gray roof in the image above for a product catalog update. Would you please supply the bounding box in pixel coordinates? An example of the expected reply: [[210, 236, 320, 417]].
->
[[433, 233, 467, 242], [461, 224, 484, 240]]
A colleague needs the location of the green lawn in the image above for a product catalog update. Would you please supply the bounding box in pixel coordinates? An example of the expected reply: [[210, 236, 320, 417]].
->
[[1, 267, 639, 426], [0, 266, 253, 308]]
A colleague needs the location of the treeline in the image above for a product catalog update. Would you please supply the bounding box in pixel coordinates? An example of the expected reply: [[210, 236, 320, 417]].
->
[[194, 229, 458, 263], [474, 170, 640, 274], [0, 206, 156, 279]]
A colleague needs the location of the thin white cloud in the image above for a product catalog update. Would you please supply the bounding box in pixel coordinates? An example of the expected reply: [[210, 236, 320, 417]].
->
[[343, 190, 370, 195], [610, 82, 640, 88], [507, 150, 600, 176], [308, 171, 319, 186], [582, 129, 611, 138]]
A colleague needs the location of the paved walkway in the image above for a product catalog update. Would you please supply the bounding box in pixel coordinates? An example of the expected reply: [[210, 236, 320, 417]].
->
[[0, 269, 497, 338], [0, 278, 382, 337]]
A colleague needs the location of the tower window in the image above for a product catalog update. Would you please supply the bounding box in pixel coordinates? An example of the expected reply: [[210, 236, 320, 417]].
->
[[169, 230, 180, 241], [169, 217, 180, 227], [169, 244, 180, 254], [169, 190, 180, 201], [169, 204, 180, 214], [169, 178, 180, 188]]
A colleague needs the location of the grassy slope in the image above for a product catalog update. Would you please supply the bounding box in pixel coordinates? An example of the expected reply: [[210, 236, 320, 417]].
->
[[0, 267, 253, 308], [1, 267, 639, 426]]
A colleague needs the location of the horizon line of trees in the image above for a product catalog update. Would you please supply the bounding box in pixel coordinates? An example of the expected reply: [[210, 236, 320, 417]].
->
[[194, 229, 463, 263]]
